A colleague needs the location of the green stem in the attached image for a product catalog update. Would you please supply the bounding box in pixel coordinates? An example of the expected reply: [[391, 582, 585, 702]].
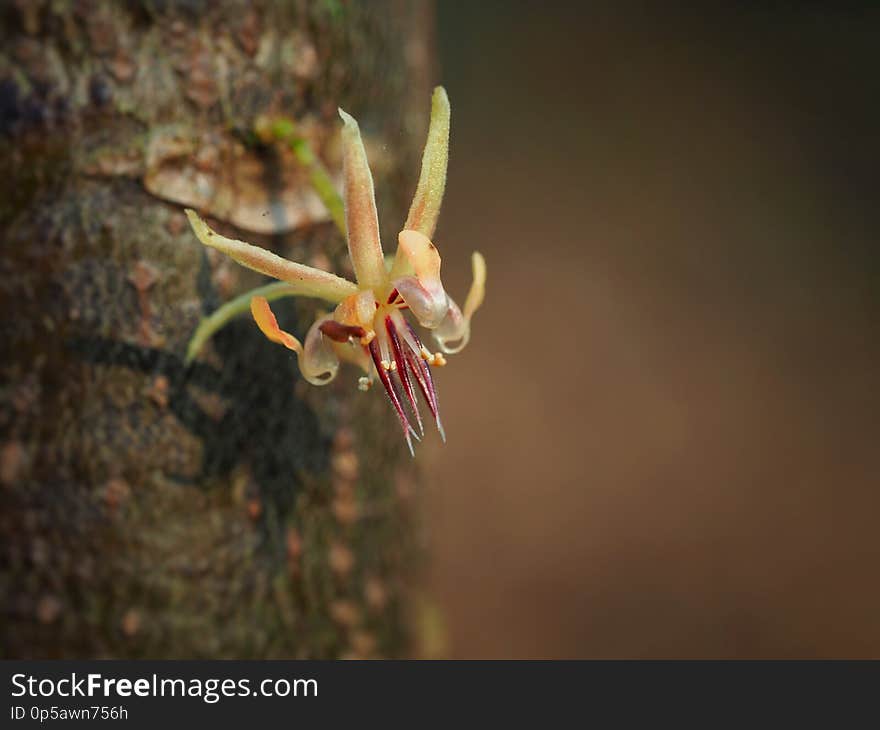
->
[[288, 136, 347, 237], [267, 117, 347, 237], [185, 281, 301, 364]]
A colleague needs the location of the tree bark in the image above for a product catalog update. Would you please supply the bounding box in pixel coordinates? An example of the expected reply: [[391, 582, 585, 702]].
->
[[1, 0, 433, 659]]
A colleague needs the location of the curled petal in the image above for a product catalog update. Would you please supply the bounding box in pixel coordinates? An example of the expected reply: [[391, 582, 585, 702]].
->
[[338, 108, 386, 288], [404, 86, 450, 239], [395, 277, 448, 330], [251, 295, 302, 352], [186, 209, 356, 303], [300, 317, 341, 385], [432, 299, 467, 354], [432, 251, 486, 354], [334, 289, 377, 333], [250, 296, 339, 385], [391, 228, 440, 281], [391, 229, 447, 328]]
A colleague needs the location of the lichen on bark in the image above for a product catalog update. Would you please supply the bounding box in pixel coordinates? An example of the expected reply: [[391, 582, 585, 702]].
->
[[0, 0, 433, 659]]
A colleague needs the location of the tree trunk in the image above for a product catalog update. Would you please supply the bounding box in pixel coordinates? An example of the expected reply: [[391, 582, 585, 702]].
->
[[1, 0, 433, 659]]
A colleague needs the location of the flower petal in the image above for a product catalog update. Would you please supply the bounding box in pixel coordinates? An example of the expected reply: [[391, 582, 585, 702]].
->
[[186, 209, 357, 303], [404, 86, 450, 239], [250, 295, 303, 352], [338, 109, 386, 287], [300, 317, 341, 385], [334, 289, 377, 335], [391, 229, 448, 328], [432, 251, 486, 354], [250, 296, 339, 385]]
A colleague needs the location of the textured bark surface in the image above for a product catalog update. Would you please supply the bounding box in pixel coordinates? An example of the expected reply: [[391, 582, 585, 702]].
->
[[0, 0, 432, 659]]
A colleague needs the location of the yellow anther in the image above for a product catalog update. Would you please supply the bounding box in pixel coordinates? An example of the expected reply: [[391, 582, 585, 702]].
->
[[418, 346, 446, 367]]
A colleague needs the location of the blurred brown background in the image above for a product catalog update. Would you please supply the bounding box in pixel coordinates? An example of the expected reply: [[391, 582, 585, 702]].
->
[[420, 3, 880, 657]]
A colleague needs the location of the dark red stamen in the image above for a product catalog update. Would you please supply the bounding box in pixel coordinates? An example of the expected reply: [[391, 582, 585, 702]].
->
[[369, 339, 416, 454], [319, 320, 366, 343], [386, 288, 400, 305], [386, 316, 423, 435], [403, 320, 440, 421]]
